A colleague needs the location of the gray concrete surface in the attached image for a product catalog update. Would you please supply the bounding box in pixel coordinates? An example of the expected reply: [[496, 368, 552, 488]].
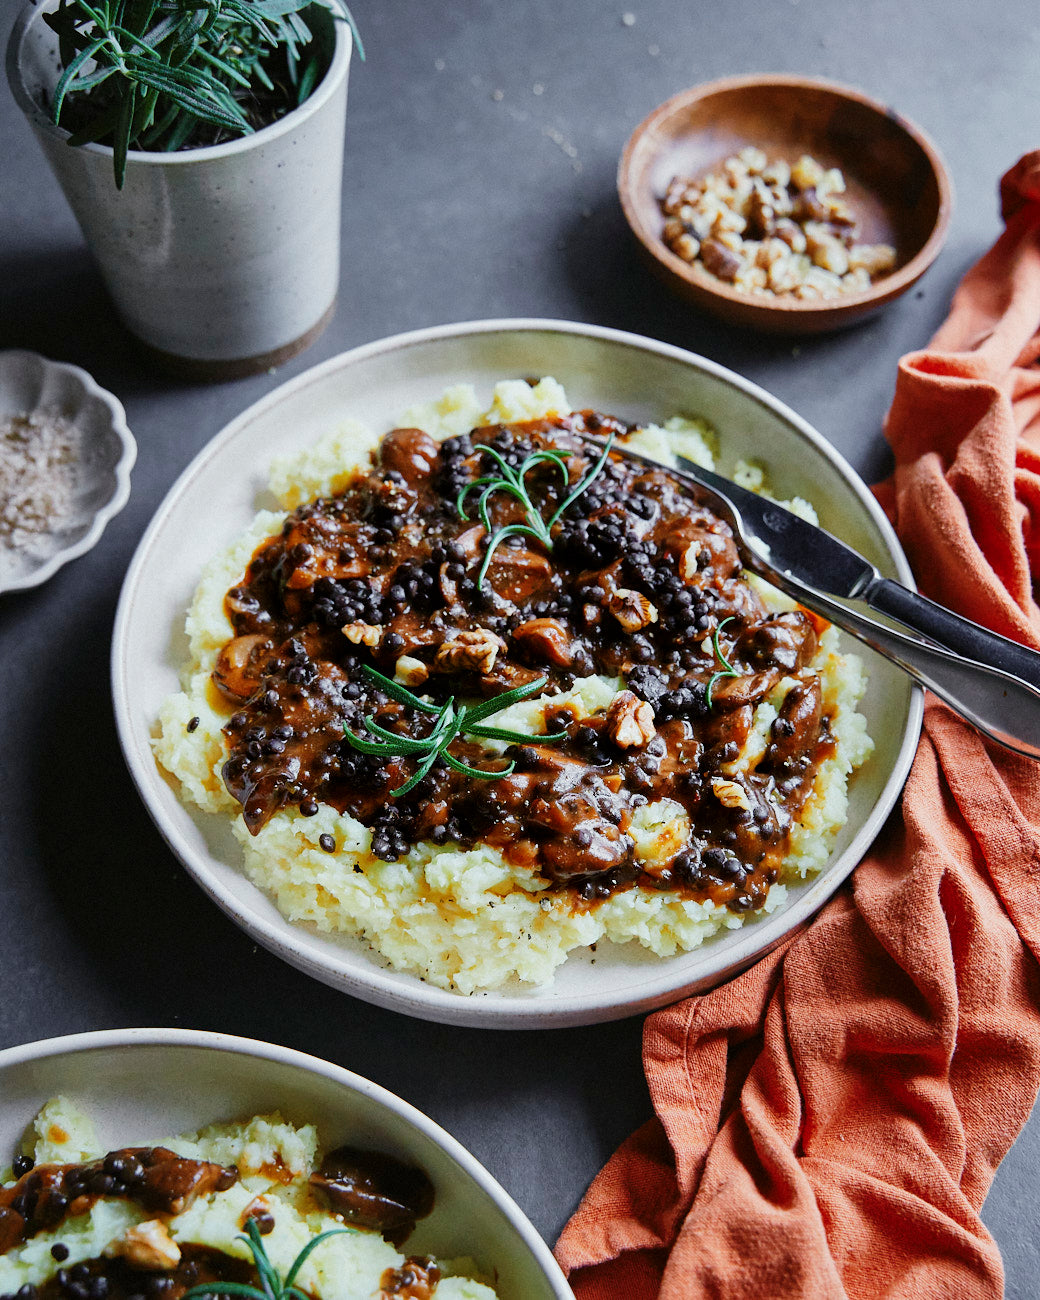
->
[[1, 0, 1037, 1293]]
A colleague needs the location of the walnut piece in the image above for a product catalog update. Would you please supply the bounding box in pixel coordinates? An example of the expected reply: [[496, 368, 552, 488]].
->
[[105, 1221, 181, 1271], [712, 777, 752, 811], [395, 655, 429, 687], [342, 621, 382, 648], [659, 148, 896, 300], [434, 628, 506, 675], [606, 691, 656, 749], [607, 588, 659, 633]]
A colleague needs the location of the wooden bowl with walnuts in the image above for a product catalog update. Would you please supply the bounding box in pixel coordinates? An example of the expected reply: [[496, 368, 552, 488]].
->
[[618, 75, 953, 334]]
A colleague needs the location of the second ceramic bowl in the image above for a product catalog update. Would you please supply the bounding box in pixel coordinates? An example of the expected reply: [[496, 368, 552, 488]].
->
[[0, 1028, 573, 1300]]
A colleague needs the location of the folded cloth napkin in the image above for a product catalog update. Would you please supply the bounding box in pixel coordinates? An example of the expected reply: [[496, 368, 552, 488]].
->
[[555, 151, 1040, 1300]]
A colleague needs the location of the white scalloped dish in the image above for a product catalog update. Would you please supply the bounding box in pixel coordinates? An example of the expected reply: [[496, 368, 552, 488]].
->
[[0, 350, 136, 593]]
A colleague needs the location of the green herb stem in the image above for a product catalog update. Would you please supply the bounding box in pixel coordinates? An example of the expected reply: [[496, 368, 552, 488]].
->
[[705, 616, 740, 710], [182, 1218, 350, 1300], [343, 665, 567, 798], [457, 435, 614, 590]]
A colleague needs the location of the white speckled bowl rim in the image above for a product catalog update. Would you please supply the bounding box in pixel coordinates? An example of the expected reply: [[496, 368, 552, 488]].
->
[[0, 350, 135, 593], [0, 1027, 573, 1300], [111, 319, 923, 1029]]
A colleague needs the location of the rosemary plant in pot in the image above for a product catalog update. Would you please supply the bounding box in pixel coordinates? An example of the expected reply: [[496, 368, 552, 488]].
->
[[6, 1, 360, 377]]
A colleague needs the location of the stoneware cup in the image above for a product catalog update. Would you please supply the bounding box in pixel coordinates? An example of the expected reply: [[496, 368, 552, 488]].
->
[[6, 2, 352, 379]]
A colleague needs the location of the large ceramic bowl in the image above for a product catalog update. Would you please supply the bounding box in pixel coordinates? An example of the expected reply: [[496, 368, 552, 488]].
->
[[0, 1028, 573, 1300], [112, 319, 922, 1028]]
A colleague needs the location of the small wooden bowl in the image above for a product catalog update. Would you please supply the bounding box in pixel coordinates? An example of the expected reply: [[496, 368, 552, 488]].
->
[[618, 75, 953, 334]]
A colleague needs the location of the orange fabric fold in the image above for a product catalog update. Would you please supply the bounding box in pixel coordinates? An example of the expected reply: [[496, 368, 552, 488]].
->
[[556, 151, 1040, 1299]]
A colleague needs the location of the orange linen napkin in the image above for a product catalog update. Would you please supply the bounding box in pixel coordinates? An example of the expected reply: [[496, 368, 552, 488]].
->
[[555, 152, 1040, 1300]]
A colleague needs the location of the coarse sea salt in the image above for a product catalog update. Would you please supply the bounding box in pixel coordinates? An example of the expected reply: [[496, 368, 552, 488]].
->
[[0, 410, 80, 558]]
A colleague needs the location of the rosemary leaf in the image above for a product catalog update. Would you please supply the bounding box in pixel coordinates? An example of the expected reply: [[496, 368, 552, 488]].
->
[[705, 616, 740, 710], [45, 0, 363, 186], [342, 668, 565, 799]]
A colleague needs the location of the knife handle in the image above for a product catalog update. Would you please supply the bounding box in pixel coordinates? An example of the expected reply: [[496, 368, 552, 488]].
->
[[868, 577, 1040, 686], [782, 581, 1040, 761]]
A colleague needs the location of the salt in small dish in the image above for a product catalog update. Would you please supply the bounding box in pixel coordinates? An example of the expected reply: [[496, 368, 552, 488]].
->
[[0, 349, 136, 593]]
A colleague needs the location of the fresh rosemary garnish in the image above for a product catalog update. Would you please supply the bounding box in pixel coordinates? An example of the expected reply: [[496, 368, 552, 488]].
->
[[457, 435, 614, 589], [705, 616, 740, 710], [44, 0, 364, 188], [182, 1217, 349, 1300], [342, 665, 567, 798]]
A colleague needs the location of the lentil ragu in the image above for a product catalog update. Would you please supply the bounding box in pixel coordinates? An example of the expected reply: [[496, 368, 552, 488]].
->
[[0, 1143, 437, 1300], [214, 411, 834, 916]]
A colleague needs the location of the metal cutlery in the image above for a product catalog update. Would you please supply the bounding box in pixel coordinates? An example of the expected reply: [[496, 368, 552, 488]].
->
[[599, 438, 1040, 762]]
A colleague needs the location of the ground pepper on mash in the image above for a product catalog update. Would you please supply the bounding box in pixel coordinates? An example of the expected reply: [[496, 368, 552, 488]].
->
[[154, 380, 872, 992]]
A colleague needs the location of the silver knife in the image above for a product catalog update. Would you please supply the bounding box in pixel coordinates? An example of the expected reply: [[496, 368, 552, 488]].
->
[[596, 438, 1040, 761]]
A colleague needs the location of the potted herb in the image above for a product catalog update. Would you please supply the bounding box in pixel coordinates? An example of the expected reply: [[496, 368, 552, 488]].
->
[[6, 1, 362, 377]]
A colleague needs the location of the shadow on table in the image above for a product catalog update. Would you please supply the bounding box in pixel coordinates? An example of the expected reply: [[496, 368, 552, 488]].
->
[[0, 245, 189, 400], [556, 191, 818, 369]]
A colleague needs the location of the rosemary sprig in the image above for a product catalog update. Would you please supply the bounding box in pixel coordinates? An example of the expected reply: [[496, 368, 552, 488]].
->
[[182, 1217, 349, 1300], [457, 435, 614, 590], [705, 616, 740, 710], [44, 0, 364, 188], [343, 666, 567, 798]]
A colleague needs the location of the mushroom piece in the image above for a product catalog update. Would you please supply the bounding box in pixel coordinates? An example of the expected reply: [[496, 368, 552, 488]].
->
[[510, 617, 575, 668], [378, 427, 440, 484], [212, 634, 272, 701]]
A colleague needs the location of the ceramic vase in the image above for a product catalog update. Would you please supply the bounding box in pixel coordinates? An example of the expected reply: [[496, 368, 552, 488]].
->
[[6, 2, 352, 378]]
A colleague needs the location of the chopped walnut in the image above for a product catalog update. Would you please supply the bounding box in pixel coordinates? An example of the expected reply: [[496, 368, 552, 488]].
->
[[342, 621, 382, 648], [395, 655, 429, 687], [607, 588, 659, 633], [434, 628, 506, 674], [606, 691, 656, 749], [105, 1221, 181, 1271], [712, 777, 752, 811], [660, 148, 896, 300]]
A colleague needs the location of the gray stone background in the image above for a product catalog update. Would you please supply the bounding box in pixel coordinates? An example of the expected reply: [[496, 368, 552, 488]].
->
[[1, 0, 1037, 1293]]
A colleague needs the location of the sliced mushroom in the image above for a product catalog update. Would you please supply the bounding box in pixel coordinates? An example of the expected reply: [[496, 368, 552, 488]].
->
[[484, 545, 553, 605], [379, 427, 440, 484], [511, 617, 575, 668], [764, 677, 823, 769], [212, 634, 272, 701], [707, 670, 779, 711]]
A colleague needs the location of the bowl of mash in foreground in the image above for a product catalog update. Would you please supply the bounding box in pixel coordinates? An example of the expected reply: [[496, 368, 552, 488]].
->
[[113, 320, 922, 1028], [0, 1029, 572, 1300]]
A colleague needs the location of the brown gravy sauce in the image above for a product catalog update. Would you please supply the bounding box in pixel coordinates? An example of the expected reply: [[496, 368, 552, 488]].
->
[[215, 413, 836, 911], [0, 1149, 238, 1255], [2, 1144, 438, 1300]]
